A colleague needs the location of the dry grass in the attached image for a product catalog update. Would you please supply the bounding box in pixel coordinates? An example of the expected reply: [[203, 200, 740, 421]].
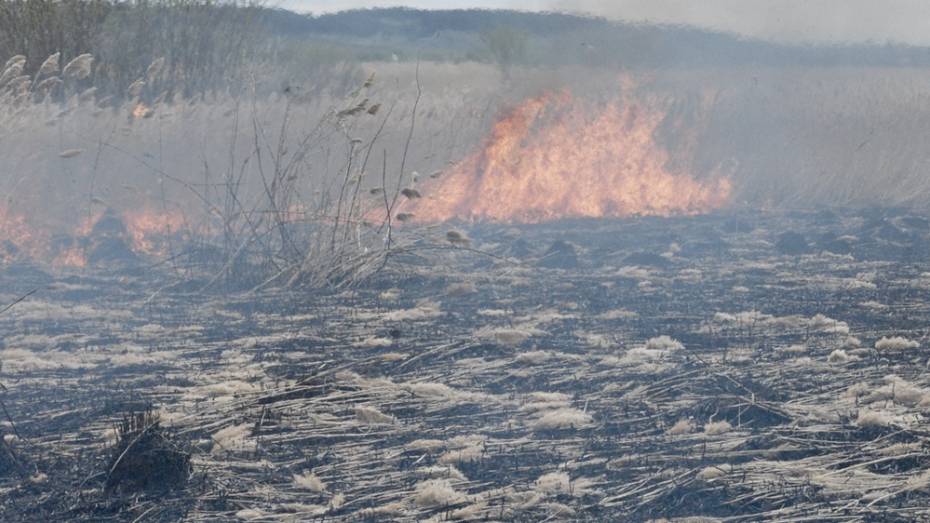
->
[[6, 54, 930, 285], [0, 56, 501, 286]]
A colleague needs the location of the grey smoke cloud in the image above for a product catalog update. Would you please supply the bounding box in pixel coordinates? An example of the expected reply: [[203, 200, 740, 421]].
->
[[551, 0, 930, 45], [280, 1, 930, 45]]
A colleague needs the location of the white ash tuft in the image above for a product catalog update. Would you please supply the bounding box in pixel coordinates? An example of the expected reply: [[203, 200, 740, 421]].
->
[[667, 419, 695, 435], [531, 408, 593, 430], [704, 420, 733, 435], [293, 471, 328, 493], [697, 464, 733, 480], [875, 336, 919, 351], [645, 335, 685, 351], [413, 479, 465, 508], [856, 410, 894, 428], [355, 406, 396, 425]]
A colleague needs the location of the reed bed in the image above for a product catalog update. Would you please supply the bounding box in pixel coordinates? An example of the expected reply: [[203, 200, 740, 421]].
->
[[0, 53, 503, 288]]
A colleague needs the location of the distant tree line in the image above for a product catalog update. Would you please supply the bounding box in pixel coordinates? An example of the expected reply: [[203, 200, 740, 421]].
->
[[298, 7, 930, 70], [2, 1, 929, 100]]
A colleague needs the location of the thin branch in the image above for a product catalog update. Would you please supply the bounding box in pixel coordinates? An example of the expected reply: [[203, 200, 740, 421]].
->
[[0, 288, 36, 316]]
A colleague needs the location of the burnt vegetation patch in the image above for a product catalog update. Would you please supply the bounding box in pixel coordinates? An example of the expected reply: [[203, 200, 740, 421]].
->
[[5, 209, 930, 519], [105, 410, 191, 493], [0, 433, 24, 479]]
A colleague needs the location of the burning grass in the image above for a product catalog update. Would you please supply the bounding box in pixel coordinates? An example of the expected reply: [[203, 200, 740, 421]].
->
[[0, 54, 500, 285], [401, 85, 732, 223]]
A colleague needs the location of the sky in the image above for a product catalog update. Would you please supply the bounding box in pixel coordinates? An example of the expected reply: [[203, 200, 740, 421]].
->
[[278, 0, 930, 45]]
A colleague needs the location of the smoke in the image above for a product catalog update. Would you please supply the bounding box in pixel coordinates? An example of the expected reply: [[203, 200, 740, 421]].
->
[[278, 1, 930, 45], [548, 0, 930, 45]]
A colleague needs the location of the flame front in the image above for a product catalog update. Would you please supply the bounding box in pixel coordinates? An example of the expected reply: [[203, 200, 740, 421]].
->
[[0, 205, 187, 267], [122, 208, 187, 256], [406, 88, 731, 223], [0, 206, 47, 262]]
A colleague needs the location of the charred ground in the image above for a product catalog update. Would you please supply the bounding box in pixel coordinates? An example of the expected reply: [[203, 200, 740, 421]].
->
[[3, 208, 930, 521]]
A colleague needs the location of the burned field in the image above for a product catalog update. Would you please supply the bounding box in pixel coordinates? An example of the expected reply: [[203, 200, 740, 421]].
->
[[3, 208, 930, 521]]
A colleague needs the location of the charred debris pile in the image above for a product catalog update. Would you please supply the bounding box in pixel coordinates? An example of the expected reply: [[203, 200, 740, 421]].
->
[[4, 208, 930, 520]]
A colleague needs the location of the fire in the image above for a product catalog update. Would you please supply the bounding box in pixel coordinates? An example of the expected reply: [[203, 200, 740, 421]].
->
[[131, 102, 154, 119], [0, 206, 46, 262], [52, 247, 88, 268], [122, 208, 187, 256], [0, 204, 187, 267], [405, 87, 731, 223]]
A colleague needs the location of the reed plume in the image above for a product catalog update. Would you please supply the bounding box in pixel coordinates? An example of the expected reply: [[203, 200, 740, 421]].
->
[[62, 54, 94, 80], [35, 52, 61, 79]]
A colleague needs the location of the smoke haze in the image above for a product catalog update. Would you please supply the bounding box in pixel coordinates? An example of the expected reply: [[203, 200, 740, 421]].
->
[[283, 0, 930, 45], [552, 0, 930, 45]]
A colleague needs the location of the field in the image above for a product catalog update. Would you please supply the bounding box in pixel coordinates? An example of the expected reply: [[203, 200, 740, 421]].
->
[[4, 208, 930, 521], [7, 59, 930, 242], [6, 5, 930, 521]]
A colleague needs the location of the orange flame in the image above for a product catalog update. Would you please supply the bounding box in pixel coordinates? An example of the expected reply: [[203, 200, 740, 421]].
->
[[122, 208, 187, 256], [131, 102, 154, 119], [52, 247, 88, 268], [0, 207, 88, 267], [0, 207, 45, 262], [0, 204, 187, 267], [405, 87, 730, 223]]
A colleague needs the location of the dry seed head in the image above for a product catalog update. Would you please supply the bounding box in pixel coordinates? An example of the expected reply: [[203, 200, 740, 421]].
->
[[128, 79, 145, 98], [36, 52, 61, 78], [62, 53, 93, 80], [35, 76, 62, 92], [153, 90, 169, 105], [3, 55, 26, 71], [6, 75, 31, 92], [11, 91, 30, 106], [0, 62, 24, 87], [146, 57, 166, 81], [78, 86, 97, 103]]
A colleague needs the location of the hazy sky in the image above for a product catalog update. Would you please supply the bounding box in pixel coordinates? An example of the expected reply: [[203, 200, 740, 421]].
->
[[279, 0, 930, 45]]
